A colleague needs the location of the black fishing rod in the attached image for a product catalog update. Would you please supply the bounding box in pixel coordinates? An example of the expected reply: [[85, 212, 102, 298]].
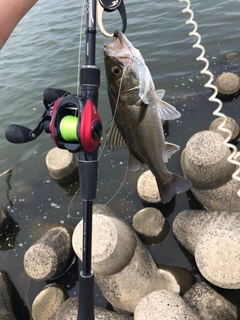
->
[[5, 0, 127, 319], [76, 0, 127, 319]]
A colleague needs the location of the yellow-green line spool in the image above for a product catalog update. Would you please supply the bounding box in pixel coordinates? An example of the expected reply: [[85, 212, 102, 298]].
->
[[60, 115, 78, 142]]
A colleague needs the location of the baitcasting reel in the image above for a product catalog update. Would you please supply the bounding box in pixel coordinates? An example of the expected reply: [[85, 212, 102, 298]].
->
[[5, 90, 103, 154], [49, 94, 102, 153]]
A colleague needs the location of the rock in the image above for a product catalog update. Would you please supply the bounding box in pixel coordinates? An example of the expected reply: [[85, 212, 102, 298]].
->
[[183, 282, 238, 320], [180, 131, 240, 211], [93, 204, 118, 218], [195, 211, 240, 289], [225, 52, 240, 61], [24, 225, 74, 281], [72, 214, 137, 275], [137, 170, 161, 205], [181, 131, 235, 189], [189, 179, 240, 211], [94, 234, 183, 313], [72, 213, 181, 313], [157, 265, 196, 295], [173, 210, 216, 255], [209, 117, 240, 142], [45, 148, 78, 183], [213, 72, 240, 97], [32, 285, 67, 320], [132, 207, 169, 244], [0, 209, 10, 235], [0, 271, 16, 320], [173, 210, 240, 289], [95, 306, 133, 319], [55, 297, 133, 320], [134, 290, 200, 320], [55, 297, 78, 320]]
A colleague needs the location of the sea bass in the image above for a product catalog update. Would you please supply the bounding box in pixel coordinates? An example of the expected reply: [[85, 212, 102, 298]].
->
[[104, 30, 191, 204]]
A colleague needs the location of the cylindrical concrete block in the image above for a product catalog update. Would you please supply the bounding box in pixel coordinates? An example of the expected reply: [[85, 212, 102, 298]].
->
[[24, 225, 74, 281], [94, 233, 182, 313], [181, 131, 235, 189], [93, 204, 118, 218], [173, 210, 216, 255], [55, 297, 78, 320], [0, 209, 10, 235], [189, 179, 240, 211], [183, 282, 237, 320], [95, 306, 133, 319], [55, 297, 133, 320], [0, 271, 16, 320], [73, 214, 137, 275], [157, 265, 195, 295], [95, 232, 180, 312], [134, 290, 200, 320], [73, 213, 176, 313], [225, 52, 240, 61], [132, 207, 169, 244], [137, 170, 161, 204], [46, 148, 78, 183], [213, 72, 240, 97], [32, 285, 67, 320], [195, 211, 240, 289], [209, 117, 240, 142]]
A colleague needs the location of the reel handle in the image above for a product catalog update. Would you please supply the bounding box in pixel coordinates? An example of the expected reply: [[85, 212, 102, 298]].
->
[[5, 124, 33, 144]]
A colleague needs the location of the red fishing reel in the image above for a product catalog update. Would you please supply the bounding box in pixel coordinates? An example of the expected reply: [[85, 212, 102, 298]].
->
[[50, 95, 102, 153]]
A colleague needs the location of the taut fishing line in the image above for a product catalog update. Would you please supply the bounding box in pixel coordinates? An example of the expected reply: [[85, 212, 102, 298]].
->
[[67, 0, 86, 220], [180, 0, 240, 197], [76, 0, 86, 98], [68, 61, 131, 219]]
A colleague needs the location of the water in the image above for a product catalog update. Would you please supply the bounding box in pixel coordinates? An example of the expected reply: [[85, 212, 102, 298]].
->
[[1, 0, 240, 318]]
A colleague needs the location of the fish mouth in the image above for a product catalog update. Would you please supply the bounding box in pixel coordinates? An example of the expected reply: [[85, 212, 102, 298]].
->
[[113, 30, 126, 50], [112, 30, 131, 51], [104, 30, 137, 61]]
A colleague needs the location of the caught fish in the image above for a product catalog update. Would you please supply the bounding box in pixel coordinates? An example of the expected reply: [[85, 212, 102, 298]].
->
[[104, 30, 192, 204]]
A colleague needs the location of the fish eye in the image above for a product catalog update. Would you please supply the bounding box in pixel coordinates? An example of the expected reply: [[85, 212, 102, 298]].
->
[[111, 66, 122, 76]]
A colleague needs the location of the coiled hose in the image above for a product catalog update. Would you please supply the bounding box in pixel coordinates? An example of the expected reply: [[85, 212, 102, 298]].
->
[[180, 0, 240, 197]]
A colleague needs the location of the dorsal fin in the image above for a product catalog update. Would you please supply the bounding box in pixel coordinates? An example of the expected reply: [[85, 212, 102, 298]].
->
[[156, 97, 181, 121], [163, 142, 180, 163], [106, 118, 127, 150]]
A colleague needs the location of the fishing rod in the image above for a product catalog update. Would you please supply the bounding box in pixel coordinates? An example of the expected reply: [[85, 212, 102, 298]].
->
[[5, 0, 127, 319]]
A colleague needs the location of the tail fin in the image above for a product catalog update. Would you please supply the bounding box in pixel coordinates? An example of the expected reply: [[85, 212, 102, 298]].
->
[[157, 173, 192, 204]]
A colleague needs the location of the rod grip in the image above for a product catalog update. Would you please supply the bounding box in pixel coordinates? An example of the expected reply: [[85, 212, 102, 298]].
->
[[78, 271, 94, 320]]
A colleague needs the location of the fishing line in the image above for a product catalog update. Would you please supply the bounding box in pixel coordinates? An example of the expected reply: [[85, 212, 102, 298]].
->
[[76, 0, 86, 98], [180, 0, 240, 197], [66, 0, 87, 219], [97, 63, 129, 160], [94, 160, 129, 215]]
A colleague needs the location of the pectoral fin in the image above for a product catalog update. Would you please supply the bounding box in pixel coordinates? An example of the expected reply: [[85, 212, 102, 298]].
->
[[156, 94, 181, 121], [106, 118, 127, 150], [163, 142, 180, 162], [128, 151, 147, 171], [156, 89, 166, 100]]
